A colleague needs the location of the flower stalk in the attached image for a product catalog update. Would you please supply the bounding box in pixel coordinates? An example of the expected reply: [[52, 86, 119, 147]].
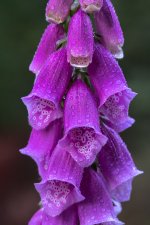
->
[[21, 0, 142, 224]]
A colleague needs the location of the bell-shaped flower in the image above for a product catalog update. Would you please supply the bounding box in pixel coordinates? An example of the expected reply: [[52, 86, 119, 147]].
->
[[29, 206, 78, 225], [98, 124, 142, 191], [20, 119, 63, 178], [79, 0, 103, 13], [59, 79, 107, 167], [35, 145, 85, 217], [78, 168, 123, 225], [29, 24, 65, 74], [46, 0, 73, 24], [88, 43, 136, 125], [22, 47, 72, 130], [67, 9, 94, 67], [94, 0, 124, 59]]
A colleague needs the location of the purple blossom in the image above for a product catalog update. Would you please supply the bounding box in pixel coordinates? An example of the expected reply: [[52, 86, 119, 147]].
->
[[94, 0, 124, 58], [46, 0, 73, 24], [29, 24, 65, 74], [20, 1, 142, 224], [35, 145, 84, 217], [22, 47, 72, 130], [59, 79, 107, 167], [67, 9, 94, 67]]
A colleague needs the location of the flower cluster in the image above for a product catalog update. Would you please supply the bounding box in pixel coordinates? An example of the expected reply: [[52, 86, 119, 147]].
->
[[20, 0, 142, 224]]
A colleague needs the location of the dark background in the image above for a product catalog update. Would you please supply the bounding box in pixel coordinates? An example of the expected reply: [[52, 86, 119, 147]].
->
[[0, 1, 150, 224]]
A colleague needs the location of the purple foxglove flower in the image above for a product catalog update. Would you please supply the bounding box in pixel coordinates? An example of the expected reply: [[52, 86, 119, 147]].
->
[[111, 179, 133, 203], [79, 0, 103, 13], [67, 9, 94, 68], [94, 0, 124, 59], [78, 168, 122, 225], [29, 206, 78, 225], [29, 24, 65, 74], [88, 43, 136, 125], [35, 145, 85, 217], [98, 124, 142, 191], [59, 79, 107, 167], [22, 47, 72, 130], [46, 0, 73, 24], [20, 119, 62, 178]]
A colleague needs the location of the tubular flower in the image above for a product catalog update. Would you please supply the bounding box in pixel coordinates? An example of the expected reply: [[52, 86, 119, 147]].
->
[[35, 145, 84, 217], [20, 119, 63, 178], [46, 0, 73, 24], [20, 1, 142, 224], [22, 47, 72, 130], [29, 24, 65, 74], [94, 0, 124, 58], [79, 0, 103, 13], [59, 79, 107, 167], [67, 9, 94, 67]]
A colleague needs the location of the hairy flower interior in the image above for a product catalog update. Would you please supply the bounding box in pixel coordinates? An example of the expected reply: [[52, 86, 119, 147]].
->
[[29, 96, 56, 129], [46, 13, 63, 24], [68, 127, 100, 160], [70, 55, 91, 68], [83, 3, 101, 13], [42, 180, 73, 208]]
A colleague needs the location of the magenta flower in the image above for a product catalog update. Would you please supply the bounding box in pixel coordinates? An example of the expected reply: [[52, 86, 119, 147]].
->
[[20, 1, 142, 224], [20, 119, 63, 178], [59, 79, 107, 167], [35, 145, 84, 217], [22, 47, 72, 130], [88, 43, 136, 125], [29, 24, 65, 74], [67, 9, 94, 67], [46, 0, 73, 24], [94, 0, 124, 58]]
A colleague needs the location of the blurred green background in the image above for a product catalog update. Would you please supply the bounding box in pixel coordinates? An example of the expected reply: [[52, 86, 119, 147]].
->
[[0, 0, 150, 224]]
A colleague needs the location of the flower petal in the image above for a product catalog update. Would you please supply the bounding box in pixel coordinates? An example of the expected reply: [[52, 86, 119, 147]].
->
[[78, 168, 120, 225], [79, 0, 103, 13], [98, 124, 142, 190], [111, 179, 133, 202], [29, 24, 65, 74], [22, 47, 72, 130], [42, 206, 78, 225], [94, 0, 124, 58], [20, 119, 63, 178], [46, 0, 73, 24], [28, 209, 43, 225], [59, 79, 107, 167], [88, 43, 135, 125], [35, 145, 84, 217], [67, 9, 94, 67], [103, 116, 135, 133]]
